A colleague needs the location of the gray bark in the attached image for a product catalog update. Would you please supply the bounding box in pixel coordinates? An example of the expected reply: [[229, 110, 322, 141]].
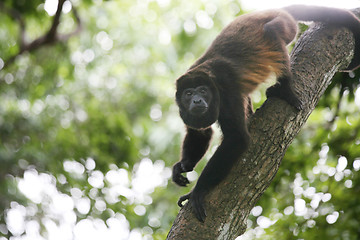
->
[[167, 9, 359, 240]]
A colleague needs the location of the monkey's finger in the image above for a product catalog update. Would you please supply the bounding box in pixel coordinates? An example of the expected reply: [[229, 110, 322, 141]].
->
[[178, 193, 191, 207], [289, 97, 303, 110], [193, 197, 207, 223], [175, 175, 190, 186], [180, 176, 190, 185]]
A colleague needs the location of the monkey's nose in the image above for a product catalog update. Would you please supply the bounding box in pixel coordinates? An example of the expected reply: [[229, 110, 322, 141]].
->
[[192, 95, 203, 104]]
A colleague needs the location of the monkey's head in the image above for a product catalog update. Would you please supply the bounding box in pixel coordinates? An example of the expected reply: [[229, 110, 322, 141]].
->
[[176, 69, 220, 129]]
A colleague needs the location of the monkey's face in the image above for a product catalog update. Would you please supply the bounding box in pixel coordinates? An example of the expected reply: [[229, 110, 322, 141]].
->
[[181, 85, 212, 116], [176, 72, 220, 129]]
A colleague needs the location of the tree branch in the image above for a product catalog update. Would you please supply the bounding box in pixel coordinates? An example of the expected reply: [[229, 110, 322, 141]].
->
[[47, 0, 66, 40], [1, 0, 82, 69], [167, 8, 359, 240]]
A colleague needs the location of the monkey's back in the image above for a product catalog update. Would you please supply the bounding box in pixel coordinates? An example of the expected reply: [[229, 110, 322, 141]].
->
[[203, 10, 298, 93]]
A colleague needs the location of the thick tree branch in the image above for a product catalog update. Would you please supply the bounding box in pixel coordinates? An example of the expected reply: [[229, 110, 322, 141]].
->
[[167, 8, 359, 240], [1, 0, 82, 68]]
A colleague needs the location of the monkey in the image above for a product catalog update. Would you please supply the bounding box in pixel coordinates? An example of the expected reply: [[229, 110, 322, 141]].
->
[[172, 5, 360, 222]]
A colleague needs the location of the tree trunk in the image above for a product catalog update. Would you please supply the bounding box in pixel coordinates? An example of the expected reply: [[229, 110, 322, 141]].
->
[[167, 9, 359, 240]]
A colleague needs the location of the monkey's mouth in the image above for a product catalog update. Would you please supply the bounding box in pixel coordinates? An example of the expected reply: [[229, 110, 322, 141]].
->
[[190, 106, 208, 115]]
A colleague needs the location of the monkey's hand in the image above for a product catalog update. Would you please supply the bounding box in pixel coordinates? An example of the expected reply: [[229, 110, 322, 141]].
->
[[178, 188, 208, 223], [172, 162, 190, 186]]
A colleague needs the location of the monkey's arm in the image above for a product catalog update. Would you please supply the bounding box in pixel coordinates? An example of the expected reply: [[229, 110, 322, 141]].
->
[[172, 127, 213, 187], [178, 103, 250, 222]]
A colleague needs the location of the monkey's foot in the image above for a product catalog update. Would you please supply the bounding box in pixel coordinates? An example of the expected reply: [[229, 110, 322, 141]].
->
[[266, 84, 303, 110]]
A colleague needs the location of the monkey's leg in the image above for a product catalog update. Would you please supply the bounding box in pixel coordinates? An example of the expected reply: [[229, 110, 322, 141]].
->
[[265, 47, 303, 110], [172, 127, 213, 187], [263, 16, 303, 110]]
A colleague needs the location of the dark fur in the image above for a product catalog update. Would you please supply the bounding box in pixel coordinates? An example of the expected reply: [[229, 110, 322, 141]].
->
[[173, 5, 360, 222]]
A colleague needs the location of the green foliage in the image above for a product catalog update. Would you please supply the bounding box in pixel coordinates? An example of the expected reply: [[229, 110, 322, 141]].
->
[[0, 0, 243, 239], [0, 0, 359, 239]]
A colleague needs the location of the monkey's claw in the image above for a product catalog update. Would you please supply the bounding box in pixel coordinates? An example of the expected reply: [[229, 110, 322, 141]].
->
[[178, 189, 207, 223], [178, 192, 191, 207]]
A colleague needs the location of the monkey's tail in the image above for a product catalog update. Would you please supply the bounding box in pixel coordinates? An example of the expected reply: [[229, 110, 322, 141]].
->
[[284, 5, 360, 71]]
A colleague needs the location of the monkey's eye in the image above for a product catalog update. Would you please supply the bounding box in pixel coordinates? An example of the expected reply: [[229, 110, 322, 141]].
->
[[199, 89, 207, 94], [197, 86, 208, 95], [184, 90, 193, 97]]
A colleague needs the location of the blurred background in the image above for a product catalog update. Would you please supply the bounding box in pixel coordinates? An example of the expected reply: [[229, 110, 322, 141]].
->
[[0, 0, 360, 239]]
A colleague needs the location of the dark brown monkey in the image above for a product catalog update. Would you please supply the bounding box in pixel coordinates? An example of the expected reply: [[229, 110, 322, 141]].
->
[[173, 5, 360, 222]]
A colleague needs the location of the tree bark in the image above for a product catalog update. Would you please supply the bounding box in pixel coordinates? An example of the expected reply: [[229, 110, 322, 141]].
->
[[167, 9, 359, 240]]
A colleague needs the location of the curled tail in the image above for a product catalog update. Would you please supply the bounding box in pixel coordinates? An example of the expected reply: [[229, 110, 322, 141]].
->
[[284, 5, 360, 71]]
